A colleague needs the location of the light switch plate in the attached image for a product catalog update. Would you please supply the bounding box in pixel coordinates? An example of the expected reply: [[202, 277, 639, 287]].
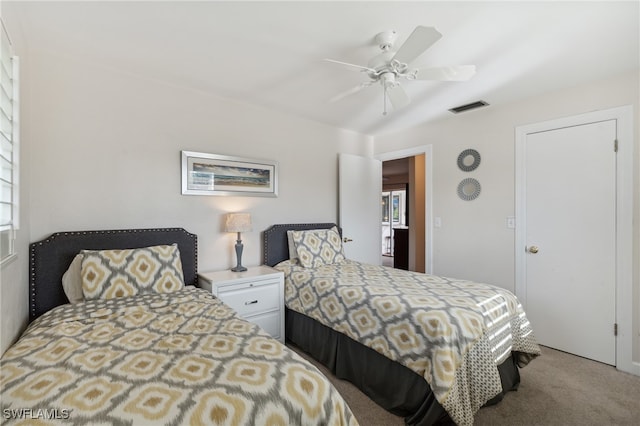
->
[[506, 216, 516, 229]]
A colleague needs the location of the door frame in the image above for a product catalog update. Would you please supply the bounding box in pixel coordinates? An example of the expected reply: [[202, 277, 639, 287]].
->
[[515, 105, 636, 374], [376, 145, 433, 274]]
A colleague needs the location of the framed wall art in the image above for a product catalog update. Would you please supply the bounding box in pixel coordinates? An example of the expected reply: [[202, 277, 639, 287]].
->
[[181, 151, 278, 197]]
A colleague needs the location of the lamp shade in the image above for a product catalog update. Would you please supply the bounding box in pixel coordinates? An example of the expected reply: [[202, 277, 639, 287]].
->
[[225, 213, 252, 233]]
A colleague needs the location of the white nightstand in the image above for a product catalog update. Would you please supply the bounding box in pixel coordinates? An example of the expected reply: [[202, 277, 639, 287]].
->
[[198, 266, 285, 343]]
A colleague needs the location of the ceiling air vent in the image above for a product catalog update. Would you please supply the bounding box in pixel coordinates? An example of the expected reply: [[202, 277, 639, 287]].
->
[[449, 100, 489, 114]]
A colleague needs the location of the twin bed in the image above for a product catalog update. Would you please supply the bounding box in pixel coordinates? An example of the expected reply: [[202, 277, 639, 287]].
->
[[264, 223, 540, 426], [1, 228, 357, 425], [1, 224, 540, 426]]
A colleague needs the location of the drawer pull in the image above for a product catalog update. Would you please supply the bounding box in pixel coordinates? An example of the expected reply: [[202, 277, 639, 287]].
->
[[245, 300, 258, 305]]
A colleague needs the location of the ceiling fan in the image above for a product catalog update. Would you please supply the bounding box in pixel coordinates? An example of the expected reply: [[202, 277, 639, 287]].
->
[[325, 26, 476, 115]]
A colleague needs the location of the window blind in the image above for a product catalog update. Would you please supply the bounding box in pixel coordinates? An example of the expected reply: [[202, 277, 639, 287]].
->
[[0, 19, 18, 262]]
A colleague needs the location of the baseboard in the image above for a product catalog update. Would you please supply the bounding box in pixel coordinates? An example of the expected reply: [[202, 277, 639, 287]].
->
[[618, 361, 640, 376]]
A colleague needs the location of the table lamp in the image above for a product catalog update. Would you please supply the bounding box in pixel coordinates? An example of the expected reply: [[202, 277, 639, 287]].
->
[[225, 212, 252, 272]]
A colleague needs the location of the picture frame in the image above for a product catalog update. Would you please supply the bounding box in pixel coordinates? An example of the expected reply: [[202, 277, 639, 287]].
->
[[181, 151, 278, 197]]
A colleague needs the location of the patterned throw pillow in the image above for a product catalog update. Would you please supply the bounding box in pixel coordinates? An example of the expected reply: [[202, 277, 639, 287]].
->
[[291, 227, 345, 268], [81, 244, 184, 300]]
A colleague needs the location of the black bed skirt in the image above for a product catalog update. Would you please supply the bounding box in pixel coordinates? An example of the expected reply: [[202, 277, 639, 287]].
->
[[285, 308, 521, 425]]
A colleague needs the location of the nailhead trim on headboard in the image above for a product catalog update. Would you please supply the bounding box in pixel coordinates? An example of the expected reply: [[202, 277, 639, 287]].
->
[[29, 228, 198, 322], [262, 223, 340, 267]]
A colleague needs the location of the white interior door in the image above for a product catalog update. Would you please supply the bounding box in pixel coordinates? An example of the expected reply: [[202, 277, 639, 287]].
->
[[523, 120, 616, 365], [338, 153, 382, 265]]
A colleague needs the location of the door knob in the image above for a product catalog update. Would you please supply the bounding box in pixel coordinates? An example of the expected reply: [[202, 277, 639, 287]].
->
[[343, 237, 353, 243], [528, 246, 539, 254]]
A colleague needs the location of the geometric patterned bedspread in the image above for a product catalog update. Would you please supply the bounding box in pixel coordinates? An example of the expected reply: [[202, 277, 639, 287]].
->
[[276, 259, 541, 426], [0, 286, 358, 426]]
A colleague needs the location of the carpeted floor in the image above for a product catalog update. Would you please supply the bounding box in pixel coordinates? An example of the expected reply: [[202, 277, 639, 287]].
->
[[290, 345, 640, 426]]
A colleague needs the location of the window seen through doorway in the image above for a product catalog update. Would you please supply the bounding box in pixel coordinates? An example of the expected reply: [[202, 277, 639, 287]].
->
[[382, 190, 406, 256]]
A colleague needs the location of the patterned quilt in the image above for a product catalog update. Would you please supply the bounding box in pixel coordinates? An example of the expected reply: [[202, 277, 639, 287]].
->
[[276, 260, 541, 426], [0, 286, 358, 426]]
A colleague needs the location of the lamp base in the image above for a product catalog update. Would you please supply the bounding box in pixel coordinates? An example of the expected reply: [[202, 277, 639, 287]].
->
[[232, 237, 247, 272]]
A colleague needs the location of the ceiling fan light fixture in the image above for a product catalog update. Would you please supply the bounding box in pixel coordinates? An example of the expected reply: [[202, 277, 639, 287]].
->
[[325, 26, 476, 116], [380, 72, 396, 88]]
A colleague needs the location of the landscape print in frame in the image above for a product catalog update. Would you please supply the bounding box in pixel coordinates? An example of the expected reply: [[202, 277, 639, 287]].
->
[[181, 151, 278, 197]]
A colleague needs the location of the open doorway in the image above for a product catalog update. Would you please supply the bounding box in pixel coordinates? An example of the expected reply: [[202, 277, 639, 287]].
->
[[382, 157, 415, 270], [377, 146, 431, 273]]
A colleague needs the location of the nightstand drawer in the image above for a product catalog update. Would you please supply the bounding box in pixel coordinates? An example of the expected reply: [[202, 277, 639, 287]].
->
[[250, 311, 281, 340], [198, 266, 284, 343], [219, 282, 280, 317]]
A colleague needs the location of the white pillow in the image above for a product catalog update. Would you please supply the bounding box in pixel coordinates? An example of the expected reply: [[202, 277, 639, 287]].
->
[[62, 254, 84, 304], [287, 230, 298, 261]]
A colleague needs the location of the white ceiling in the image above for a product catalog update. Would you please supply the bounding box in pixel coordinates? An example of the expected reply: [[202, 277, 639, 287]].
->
[[11, 1, 640, 136]]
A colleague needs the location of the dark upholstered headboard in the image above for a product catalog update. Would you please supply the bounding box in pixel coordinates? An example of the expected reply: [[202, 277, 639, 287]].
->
[[262, 223, 340, 267], [29, 228, 197, 322]]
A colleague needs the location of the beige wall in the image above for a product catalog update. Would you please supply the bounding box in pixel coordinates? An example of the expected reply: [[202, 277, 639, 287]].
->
[[27, 48, 371, 243], [374, 70, 640, 365], [0, 46, 371, 354]]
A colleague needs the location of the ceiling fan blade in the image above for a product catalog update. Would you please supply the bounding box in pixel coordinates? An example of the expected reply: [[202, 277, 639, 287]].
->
[[386, 84, 410, 110], [324, 58, 377, 73], [391, 26, 442, 65], [329, 81, 374, 103], [415, 65, 476, 81]]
